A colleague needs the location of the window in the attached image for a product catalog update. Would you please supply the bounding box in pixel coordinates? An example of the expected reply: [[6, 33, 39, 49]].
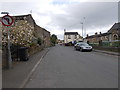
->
[[113, 34, 118, 40], [75, 35, 77, 39], [105, 36, 109, 41], [68, 35, 71, 39]]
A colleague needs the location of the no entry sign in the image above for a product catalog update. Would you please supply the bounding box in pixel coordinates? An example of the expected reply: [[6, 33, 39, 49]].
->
[[1, 15, 14, 26]]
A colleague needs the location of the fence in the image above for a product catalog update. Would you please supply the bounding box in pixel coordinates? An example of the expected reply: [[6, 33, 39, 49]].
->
[[89, 40, 120, 47], [89, 40, 120, 52]]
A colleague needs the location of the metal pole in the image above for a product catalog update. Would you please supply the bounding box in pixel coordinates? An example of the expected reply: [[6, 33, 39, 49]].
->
[[1, 12, 12, 68], [81, 23, 83, 38], [7, 26, 12, 68], [83, 17, 86, 37], [64, 29, 66, 44]]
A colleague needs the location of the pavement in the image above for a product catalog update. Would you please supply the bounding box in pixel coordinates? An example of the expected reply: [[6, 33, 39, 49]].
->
[[2, 48, 50, 88], [93, 49, 119, 56], [2, 46, 118, 88]]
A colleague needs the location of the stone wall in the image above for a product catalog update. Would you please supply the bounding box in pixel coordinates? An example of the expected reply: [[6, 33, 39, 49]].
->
[[43, 29, 51, 47], [1, 14, 51, 68]]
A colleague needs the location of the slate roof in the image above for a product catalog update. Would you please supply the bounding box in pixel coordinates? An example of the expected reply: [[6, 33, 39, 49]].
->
[[64, 32, 78, 35], [13, 14, 50, 33], [86, 32, 111, 39], [86, 22, 120, 39], [108, 22, 120, 33]]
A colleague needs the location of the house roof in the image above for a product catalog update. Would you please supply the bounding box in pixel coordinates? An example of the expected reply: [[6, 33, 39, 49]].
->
[[14, 14, 32, 20], [13, 14, 50, 33], [13, 14, 36, 25], [86, 32, 110, 39], [64, 32, 78, 35], [85, 22, 120, 39], [108, 22, 120, 33]]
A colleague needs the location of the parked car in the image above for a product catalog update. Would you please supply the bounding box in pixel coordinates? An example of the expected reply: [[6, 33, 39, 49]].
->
[[74, 42, 92, 52]]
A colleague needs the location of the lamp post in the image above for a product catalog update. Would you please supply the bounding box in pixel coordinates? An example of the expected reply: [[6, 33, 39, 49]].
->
[[1, 12, 12, 69], [81, 22, 83, 38], [83, 17, 86, 37]]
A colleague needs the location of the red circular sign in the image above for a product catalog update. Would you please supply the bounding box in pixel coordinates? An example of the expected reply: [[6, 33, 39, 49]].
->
[[1, 15, 14, 26]]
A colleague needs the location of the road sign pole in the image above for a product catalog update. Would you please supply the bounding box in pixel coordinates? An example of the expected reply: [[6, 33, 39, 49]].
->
[[7, 26, 12, 68], [1, 14, 13, 69]]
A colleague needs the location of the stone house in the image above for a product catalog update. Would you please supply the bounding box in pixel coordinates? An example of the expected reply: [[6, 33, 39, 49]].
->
[[64, 32, 83, 44], [1, 14, 51, 68], [108, 22, 120, 41], [85, 22, 120, 44], [2, 14, 36, 47], [2, 14, 51, 48], [42, 28, 51, 47], [35, 25, 50, 48], [86, 32, 110, 44]]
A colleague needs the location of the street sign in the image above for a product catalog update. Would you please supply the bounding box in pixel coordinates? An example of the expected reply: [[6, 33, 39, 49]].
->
[[1, 15, 14, 26]]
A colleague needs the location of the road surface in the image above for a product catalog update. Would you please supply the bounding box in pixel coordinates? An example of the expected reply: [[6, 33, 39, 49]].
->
[[24, 45, 118, 88]]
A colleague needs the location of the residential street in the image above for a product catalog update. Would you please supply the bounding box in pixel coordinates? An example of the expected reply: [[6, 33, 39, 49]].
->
[[24, 45, 118, 88]]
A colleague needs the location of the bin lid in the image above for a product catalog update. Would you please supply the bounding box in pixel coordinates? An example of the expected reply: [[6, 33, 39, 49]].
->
[[19, 47, 28, 49]]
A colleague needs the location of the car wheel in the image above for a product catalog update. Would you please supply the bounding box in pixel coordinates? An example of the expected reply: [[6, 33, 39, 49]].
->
[[90, 49, 92, 52], [80, 48, 83, 52], [74, 48, 77, 50]]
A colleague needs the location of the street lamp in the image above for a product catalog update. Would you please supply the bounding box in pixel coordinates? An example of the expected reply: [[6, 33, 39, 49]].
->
[[83, 17, 86, 37], [81, 22, 83, 38]]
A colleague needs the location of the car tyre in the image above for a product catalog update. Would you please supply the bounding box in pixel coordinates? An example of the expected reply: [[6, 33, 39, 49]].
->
[[90, 49, 92, 52], [80, 48, 83, 52]]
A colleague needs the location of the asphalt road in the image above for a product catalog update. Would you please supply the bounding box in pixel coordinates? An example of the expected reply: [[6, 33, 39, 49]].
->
[[25, 45, 118, 88]]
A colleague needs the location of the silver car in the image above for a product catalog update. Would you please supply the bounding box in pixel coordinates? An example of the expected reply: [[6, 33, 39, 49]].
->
[[74, 42, 92, 52]]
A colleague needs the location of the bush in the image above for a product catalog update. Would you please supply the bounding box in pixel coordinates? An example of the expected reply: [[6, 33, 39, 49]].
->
[[111, 41, 120, 47]]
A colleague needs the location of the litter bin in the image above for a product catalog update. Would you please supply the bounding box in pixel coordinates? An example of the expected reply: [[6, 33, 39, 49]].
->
[[18, 47, 29, 61]]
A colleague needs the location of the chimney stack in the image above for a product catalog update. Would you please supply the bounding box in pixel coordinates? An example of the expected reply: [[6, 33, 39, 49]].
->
[[87, 34, 89, 37], [95, 32, 98, 35]]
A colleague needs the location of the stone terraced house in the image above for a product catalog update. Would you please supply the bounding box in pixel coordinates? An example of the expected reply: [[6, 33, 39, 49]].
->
[[85, 22, 120, 44]]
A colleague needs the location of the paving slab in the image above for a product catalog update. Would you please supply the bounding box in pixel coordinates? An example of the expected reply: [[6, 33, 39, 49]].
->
[[2, 48, 49, 88], [93, 49, 119, 56]]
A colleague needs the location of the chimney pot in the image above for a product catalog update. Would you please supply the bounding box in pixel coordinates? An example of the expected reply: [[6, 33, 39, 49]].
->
[[87, 34, 89, 37], [95, 32, 98, 35]]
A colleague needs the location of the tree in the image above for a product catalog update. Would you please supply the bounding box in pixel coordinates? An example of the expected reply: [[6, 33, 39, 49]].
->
[[50, 34, 57, 46]]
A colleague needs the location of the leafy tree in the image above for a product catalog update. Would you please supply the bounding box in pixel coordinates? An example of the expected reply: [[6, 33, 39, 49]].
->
[[50, 34, 57, 46]]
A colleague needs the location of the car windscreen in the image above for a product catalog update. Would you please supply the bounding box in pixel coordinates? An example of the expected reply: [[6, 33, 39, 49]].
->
[[79, 43, 89, 46]]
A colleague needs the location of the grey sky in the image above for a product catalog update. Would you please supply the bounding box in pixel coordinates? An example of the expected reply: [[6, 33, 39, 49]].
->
[[0, 0, 119, 39]]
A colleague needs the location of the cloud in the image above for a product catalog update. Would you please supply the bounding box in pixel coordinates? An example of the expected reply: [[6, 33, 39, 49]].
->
[[46, 2, 118, 38], [0, 0, 119, 2], [0, 1, 118, 39]]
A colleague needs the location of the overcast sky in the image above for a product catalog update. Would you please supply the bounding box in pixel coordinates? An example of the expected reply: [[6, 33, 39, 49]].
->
[[0, 0, 119, 39]]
